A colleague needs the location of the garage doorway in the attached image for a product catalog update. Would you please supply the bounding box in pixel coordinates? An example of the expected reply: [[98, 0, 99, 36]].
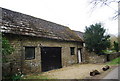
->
[[78, 48, 82, 63], [41, 47, 62, 72]]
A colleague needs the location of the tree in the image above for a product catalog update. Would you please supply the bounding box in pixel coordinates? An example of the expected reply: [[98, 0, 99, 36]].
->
[[84, 23, 111, 54], [89, 0, 119, 19]]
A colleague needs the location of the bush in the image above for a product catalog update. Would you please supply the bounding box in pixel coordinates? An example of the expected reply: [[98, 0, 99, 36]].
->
[[2, 37, 14, 63], [2, 37, 17, 80]]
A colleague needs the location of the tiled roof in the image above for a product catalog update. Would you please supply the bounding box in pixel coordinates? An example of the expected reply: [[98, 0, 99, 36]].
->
[[73, 30, 84, 41], [1, 8, 83, 42]]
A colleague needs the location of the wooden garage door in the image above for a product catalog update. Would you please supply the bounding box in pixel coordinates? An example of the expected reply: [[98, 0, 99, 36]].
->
[[41, 47, 62, 72]]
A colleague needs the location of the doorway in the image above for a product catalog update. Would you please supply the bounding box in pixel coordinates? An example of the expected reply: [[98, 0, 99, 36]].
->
[[41, 47, 62, 72], [78, 48, 82, 63]]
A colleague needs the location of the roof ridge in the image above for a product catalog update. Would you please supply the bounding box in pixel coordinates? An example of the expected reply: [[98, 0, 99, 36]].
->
[[1, 7, 70, 29], [2, 7, 83, 42]]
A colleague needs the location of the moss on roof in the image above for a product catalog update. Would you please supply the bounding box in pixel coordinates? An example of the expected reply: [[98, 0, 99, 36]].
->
[[1, 8, 83, 42]]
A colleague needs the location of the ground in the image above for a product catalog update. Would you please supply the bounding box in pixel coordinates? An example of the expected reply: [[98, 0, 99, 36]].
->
[[103, 66, 118, 79], [23, 63, 118, 79], [86, 65, 118, 79]]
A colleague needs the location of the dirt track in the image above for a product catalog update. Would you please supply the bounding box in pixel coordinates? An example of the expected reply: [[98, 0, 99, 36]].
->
[[40, 64, 108, 79]]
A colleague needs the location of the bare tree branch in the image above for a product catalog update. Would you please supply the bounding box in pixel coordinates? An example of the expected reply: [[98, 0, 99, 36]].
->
[[89, 0, 120, 19], [90, 0, 119, 7]]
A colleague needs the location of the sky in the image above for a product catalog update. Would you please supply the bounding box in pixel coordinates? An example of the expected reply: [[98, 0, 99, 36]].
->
[[0, 0, 118, 35]]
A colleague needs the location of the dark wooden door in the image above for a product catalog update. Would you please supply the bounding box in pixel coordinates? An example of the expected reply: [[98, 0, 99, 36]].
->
[[41, 47, 62, 72]]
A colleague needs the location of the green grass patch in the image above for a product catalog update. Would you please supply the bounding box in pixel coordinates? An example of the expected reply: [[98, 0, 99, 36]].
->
[[23, 74, 50, 79], [107, 57, 120, 65]]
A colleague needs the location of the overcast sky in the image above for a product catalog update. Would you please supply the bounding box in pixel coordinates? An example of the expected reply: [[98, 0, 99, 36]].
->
[[0, 0, 118, 35]]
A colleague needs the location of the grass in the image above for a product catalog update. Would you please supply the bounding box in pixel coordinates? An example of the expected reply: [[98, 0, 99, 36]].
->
[[106, 57, 120, 65], [23, 74, 50, 79]]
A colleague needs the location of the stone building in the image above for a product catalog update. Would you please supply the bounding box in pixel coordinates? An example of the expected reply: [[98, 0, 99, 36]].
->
[[1, 8, 84, 73]]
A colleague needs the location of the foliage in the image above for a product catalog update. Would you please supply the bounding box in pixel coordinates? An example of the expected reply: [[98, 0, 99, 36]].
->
[[2, 37, 16, 80], [2, 37, 14, 62], [113, 41, 119, 52], [11, 74, 22, 81], [11, 73, 24, 81], [3, 69, 24, 81], [84, 23, 111, 54]]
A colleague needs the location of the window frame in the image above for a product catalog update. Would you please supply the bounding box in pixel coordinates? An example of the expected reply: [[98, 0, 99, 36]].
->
[[70, 47, 75, 55], [25, 47, 35, 60]]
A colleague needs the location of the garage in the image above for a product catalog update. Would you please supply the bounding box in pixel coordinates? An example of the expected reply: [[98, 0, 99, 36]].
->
[[41, 47, 62, 72]]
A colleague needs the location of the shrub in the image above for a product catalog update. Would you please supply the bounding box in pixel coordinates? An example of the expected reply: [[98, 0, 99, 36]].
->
[[2, 37, 14, 63]]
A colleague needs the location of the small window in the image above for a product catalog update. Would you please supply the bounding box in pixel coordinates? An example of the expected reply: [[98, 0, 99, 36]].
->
[[25, 47, 35, 60], [70, 47, 75, 55]]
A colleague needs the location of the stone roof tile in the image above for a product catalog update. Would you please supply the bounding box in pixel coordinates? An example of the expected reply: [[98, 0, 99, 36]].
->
[[1, 8, 83, 42]]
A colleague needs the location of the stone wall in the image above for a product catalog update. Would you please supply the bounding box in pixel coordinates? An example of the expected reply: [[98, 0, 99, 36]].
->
[[88, 53, 107, 63], [3, 34, 83, 74], [106, 52, 120, 61], [83, 48, 120, 63], [83, 48, 107, 63]]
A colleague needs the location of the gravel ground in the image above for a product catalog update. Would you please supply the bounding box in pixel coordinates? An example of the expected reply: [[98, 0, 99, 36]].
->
[[40, 64, 108, 79], [85, 65, 118, 79]]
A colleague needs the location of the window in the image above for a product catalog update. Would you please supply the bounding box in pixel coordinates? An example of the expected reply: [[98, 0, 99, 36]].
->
[[25, 47, 35, 60], [70, 47, 75, 55]]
